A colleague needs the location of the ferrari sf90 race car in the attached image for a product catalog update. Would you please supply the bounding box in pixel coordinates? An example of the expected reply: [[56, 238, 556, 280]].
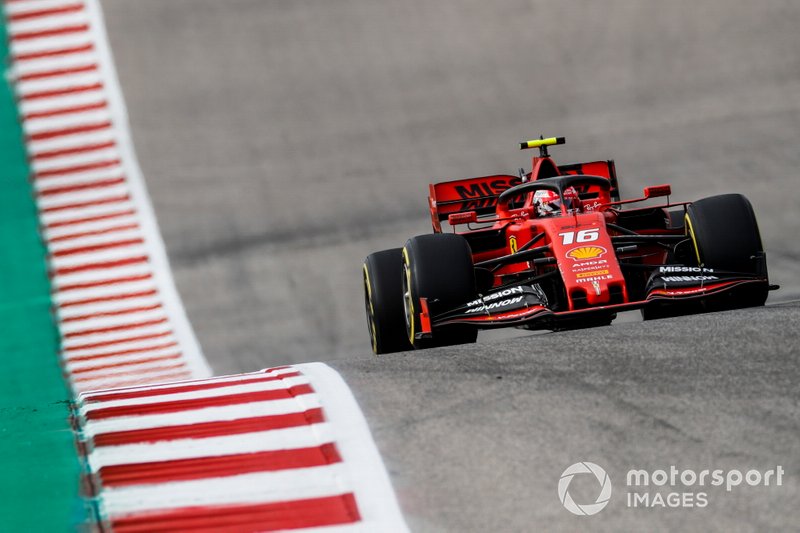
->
[[363, 137, 777, 354]]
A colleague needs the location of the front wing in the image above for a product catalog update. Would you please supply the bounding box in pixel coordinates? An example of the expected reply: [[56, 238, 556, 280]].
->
[[417, 266, 771, 336]]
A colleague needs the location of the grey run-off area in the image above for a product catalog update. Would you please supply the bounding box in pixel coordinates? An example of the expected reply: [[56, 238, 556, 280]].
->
[[103, 1, 799, 531]]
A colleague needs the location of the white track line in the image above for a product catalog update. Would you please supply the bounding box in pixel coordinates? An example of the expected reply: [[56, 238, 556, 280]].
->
[[99, 467, 353, 517], [82, 395, 323, 436], [89, 424, 335, 469], [79, 376, 312, 413]]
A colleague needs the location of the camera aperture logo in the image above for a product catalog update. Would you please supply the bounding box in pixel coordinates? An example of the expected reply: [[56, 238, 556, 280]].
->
[[558, 462, 612, 516]]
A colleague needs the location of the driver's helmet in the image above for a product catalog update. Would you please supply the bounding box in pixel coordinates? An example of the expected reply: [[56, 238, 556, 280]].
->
[[533, 186, 581, 217]]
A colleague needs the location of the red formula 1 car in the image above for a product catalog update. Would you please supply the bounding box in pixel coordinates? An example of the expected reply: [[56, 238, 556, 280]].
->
[[363, 137, 777, 354]]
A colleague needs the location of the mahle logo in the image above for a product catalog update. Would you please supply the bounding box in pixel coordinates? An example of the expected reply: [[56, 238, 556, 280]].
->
[[558, 462, 612, 516]]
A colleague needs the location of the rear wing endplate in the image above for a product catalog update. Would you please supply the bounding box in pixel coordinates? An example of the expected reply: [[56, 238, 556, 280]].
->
[[428, 174, 521, 232]]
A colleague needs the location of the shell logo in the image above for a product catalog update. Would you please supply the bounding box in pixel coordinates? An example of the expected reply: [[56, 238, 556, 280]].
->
[[567, 246, 607, 261]]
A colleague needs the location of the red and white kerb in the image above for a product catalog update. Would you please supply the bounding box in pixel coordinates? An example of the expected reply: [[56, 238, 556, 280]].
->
[[78, 363, 407, 532], [3, 1, 406, 531], [4, 0, 210, 391]]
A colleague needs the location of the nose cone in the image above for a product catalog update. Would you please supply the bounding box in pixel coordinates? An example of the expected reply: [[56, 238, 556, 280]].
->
[[548, 213, 627, 309]]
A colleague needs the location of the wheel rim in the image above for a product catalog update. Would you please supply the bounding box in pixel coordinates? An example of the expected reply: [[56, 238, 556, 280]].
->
[[362, 264, 379, 354], [684, 213, 703, 266], [401, 248, 414, 344]]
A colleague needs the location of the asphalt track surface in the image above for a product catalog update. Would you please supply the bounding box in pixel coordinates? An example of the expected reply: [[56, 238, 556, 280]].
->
[[103, 1, 799, 530]]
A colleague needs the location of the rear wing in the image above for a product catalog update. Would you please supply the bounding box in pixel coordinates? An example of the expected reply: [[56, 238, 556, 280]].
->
[[428, 174, 521, 232], [428, 160, 621, 232]]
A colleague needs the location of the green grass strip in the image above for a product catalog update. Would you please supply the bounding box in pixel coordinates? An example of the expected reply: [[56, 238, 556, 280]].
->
[[0, 17, 88, 531]]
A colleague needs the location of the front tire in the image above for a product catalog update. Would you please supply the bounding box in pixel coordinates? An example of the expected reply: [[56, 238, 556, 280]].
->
[[643, 193, 769, 321], [685, 193, 768, 307], [686, 194, 769, 309], [402, 234, 478, 349], [363, 249, 413, 354], [685, 193, 765, 274]]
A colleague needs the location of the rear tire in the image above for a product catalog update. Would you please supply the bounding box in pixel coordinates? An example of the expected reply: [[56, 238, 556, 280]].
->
[[402, 234, 478, 349], [363, 249, 413, 354]]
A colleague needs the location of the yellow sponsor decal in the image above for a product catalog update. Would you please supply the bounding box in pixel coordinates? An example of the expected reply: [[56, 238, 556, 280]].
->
[[576, 269, 610, 278], [509, 235, 518, 254], [566, 246, 607, 261]]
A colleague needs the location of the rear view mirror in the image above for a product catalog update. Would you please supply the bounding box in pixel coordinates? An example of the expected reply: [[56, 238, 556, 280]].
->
[[448, 211, 478, 225], [644, 184, 671, 198]]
